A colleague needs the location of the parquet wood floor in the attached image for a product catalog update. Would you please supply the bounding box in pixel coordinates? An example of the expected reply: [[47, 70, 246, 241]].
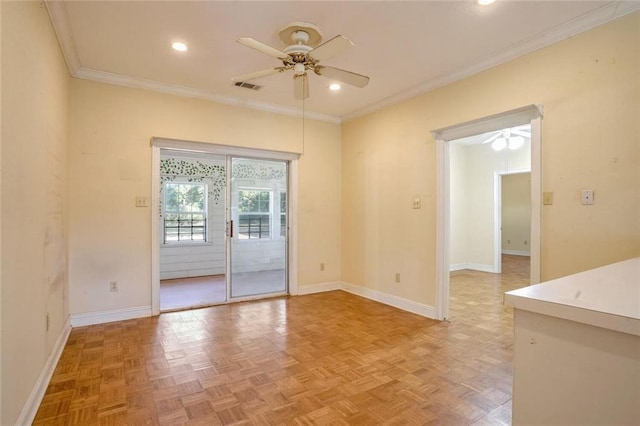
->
[[34, 256, 529, 425]]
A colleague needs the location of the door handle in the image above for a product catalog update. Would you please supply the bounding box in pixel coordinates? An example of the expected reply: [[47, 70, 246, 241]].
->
[[229, 220, 234, 238]]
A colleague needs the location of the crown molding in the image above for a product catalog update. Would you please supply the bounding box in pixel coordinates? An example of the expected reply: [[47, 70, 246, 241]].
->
[[342, 1, 640, 122], [44, 1, 80, 74], [73, 68, 341, 124]]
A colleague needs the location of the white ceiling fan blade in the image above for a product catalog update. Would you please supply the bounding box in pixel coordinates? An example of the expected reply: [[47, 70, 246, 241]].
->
[[513, 125, 530, 130], [482, 132, 503, 144], [294, 74, 309, 100], [237, 38, 288, 60], [231, 67, 283, 82], [511, 129, 531, 138], [316, 66, 369, 88], [309, 35, 354, 62]]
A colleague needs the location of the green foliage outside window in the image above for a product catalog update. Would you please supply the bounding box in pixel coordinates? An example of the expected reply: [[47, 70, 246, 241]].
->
[[165, 183, 205, 213], [238, 190, 270, 213], [164, 183, 207, 243]]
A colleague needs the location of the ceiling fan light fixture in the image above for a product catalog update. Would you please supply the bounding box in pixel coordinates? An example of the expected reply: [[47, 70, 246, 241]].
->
[[508, 136, 525, 150], [171, 42, 188, 52], [294, 63, 306, 75], [492, 138, 507, 151], [329, 83, 341, 91]]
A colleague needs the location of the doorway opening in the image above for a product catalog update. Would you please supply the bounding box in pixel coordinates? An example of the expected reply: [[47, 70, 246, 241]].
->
[[432, 105, 543, 321], [151, 138, 299, 315]]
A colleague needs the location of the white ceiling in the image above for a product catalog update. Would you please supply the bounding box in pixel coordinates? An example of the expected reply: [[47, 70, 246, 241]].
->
[[48, 1, 639, 122]]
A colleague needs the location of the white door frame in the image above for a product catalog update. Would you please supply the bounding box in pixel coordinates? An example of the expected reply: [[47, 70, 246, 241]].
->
[[432, 105, 543, 321], [494, 169, 531, 274], [150, 137, 300, 315]]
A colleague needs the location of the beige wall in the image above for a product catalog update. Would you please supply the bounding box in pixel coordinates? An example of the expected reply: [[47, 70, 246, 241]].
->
[[343, 13, 640, 306], [1, 2, 70, 424], [502, 173, 531, 254], [68, 79, 342, 315], [449, 143, 469, 266]]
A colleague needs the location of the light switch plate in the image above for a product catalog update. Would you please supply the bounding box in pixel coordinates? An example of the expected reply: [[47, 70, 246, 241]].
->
[[412, 196, 421, 209], [135, 196, 149, 207]]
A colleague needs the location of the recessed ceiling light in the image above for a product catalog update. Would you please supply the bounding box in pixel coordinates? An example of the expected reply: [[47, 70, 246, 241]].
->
[[329, 83, 341, 91], [172, 42, 188, 52], [478, 0, 496, 5]]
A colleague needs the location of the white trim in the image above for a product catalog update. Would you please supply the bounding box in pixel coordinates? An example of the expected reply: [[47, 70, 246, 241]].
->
[[15, 317, 72, 426], [435, 137, 450, 320], [70, 306, 152, 327], [434, 105, 543, 322], [152, 137, 300, 161], [343, 3, 640, 121], [450, 263, 498, 273], [297, 281, 342, 295], [341, 282, 436, 319], [494, 171, 502, 274], [151, 147, 161, 315], [530, 116, 542, 285], [466, 263, 496, 273], [449, 263, 468, 272], [225, 156, 232, 303], [43, 1, 80, 74], [288, 159, 299, 296], [503, 250, 531, 257], [297, 282, 437, 319], [73, 68, 341, 124], [432, 105, 543, 142]]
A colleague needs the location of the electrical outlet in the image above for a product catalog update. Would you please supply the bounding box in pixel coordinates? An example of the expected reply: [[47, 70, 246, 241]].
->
[[543, 192, 554, 205], [320, 262, 325, 271], [395, 273, 401, 283], [110, 281, 118, 292]]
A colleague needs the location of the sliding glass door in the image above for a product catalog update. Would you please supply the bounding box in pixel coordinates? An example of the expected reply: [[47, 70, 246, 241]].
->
[[229, 157, 288, 298]]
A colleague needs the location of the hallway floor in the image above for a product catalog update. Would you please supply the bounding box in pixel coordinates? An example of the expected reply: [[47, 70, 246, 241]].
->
[[34, 255, 529, 425]]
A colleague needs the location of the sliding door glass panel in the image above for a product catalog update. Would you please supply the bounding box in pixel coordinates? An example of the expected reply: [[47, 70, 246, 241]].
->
[[158, 150, 228, 311], [230, 158, 287, 298]]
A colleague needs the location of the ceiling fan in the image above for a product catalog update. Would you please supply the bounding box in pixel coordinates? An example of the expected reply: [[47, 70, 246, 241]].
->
[[483, 125, 531, 151], [232, 22, 370, 100]]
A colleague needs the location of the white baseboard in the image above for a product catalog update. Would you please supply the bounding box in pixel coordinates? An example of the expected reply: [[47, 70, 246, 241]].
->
[[297, 281, 342, 295], [70, 305, 152, 327], [449, 262, 495, 273], [466, 263, 495, 273], [341, 282, 436, 319], [449, 263, 468, 271], [502, 250, 530, 256], [16, 316, 72, 426]]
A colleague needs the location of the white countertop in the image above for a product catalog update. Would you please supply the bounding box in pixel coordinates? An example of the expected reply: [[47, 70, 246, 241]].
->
[[505, 258, 640, 336]]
